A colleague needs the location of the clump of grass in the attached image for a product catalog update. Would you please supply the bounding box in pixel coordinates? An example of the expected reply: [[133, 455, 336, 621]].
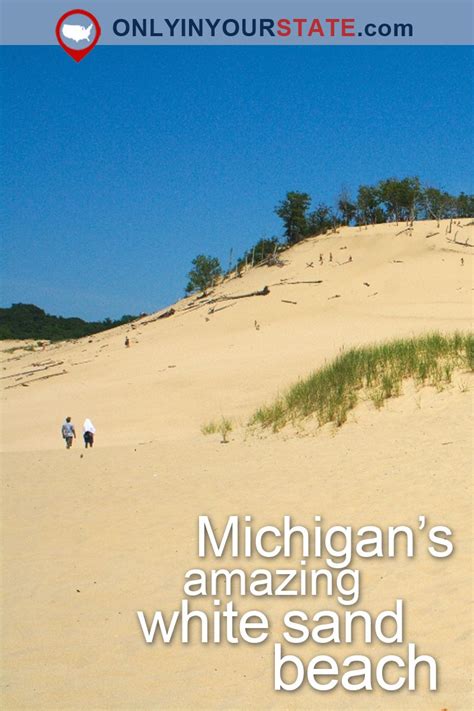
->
[[201, 417, 233, 443], [250, 332, 473, 432], [219, 418, 233, 443], [201, 421, 218, 435]]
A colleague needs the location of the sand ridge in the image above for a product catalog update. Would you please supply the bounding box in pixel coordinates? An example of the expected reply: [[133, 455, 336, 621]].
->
[[1, 219, 472, 451]]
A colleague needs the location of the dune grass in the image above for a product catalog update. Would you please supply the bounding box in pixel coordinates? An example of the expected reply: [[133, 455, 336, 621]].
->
[[201, 417, 233, 442], [250, 332, 473, 432]]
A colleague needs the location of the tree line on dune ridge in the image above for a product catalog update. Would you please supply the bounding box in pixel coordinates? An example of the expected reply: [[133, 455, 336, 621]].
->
[[3, 178, 472, 340], [0, 303, 138, 341], [185, 177, 474, 295]]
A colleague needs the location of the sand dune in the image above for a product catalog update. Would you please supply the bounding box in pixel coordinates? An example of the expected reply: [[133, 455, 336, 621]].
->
[[1, 219, 473, 709]]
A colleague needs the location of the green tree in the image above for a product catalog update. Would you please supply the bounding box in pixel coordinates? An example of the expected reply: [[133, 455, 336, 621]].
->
[[306, 204, 336, 235], [275, 191, 311, 245], [337, 189, 357, 226], [400, 176, 422, 223], [456, 192, 474, 217], [422, 187, 455, 224], [185, 255, 222, 295], [356, 185, 382, 225], [378, 176, 421, 223], [378, 178, 403, 222]]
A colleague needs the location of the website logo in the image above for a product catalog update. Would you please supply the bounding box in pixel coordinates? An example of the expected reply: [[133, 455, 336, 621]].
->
[[56, 9, 101, 62]]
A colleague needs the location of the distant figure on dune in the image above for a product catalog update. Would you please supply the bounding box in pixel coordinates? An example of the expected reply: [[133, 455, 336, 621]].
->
[[61, 417, 76, 449], [124, 336, 130, 348], [83, 418, 96, 448]]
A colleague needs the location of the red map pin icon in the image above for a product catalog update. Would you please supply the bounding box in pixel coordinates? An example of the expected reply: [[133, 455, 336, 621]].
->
[[56, 9, 101, 62]]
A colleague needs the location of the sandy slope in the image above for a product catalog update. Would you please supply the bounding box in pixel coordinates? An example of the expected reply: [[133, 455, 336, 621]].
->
[[1, 219, 473, 710]]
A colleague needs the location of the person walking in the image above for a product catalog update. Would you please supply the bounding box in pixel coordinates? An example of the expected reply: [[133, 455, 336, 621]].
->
[[61, 417, 76, 449], [83, 418, 96, 448]]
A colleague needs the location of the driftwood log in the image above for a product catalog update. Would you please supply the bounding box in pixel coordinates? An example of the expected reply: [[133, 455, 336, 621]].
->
[[157, 308, 175, 319], [446, 235, 472, 247], [208, 303, 236, 315], [142, 308, 176, 324], [1, 361, 64, 381], [254, 255, 286, 268], [5, 370, 67, 389], [274, 280, 322, 286], [209, 286, 270, 304]]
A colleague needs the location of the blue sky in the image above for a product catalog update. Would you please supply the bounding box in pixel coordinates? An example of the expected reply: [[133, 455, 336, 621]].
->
[[1, 45, 472, 320]]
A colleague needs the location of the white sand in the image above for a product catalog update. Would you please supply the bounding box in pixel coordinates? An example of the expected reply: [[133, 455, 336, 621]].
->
[[1, 219, 473, 709]]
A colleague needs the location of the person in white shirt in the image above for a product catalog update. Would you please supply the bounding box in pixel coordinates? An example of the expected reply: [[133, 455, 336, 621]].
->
[[83, 418, 96, 448]]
